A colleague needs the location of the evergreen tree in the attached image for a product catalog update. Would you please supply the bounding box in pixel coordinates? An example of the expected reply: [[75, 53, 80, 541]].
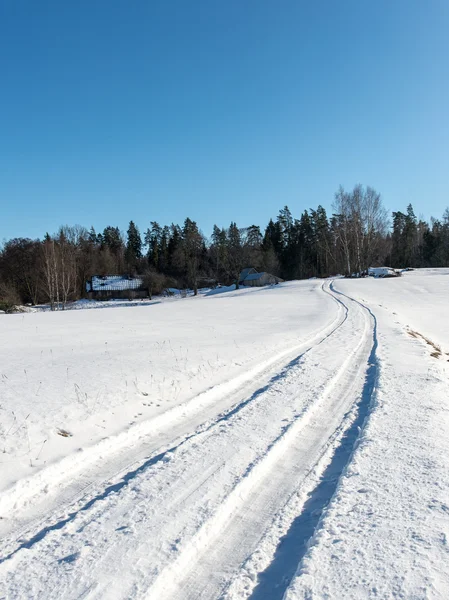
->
[[403, 204, 417, 267], [242, 225, 263, 270], [298, 210, 315, 278], [211, 225, 228, 281], [102, 226, 123, 254], [263, 219, 283, 259], [182, 218, 203, 295], [88, 227, 98, 244], [4, 186, 449, 307], [145, 222, 161, 269], [125, 221, 142, 271], [167, 223, 183, 276], [310, 205, 331, 276], [159, 226, 170, 272], [227, 222, 243, 287], [245, 225, 263, 247], [391, 211, 406, 266]]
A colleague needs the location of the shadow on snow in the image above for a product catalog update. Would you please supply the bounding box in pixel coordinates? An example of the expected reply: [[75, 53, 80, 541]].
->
[[248, 287, 378, 600], [0, 284, 349, 567]]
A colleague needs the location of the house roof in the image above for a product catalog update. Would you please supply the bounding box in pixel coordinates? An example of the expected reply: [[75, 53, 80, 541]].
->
[[241, 271, 283, 283], [88, 276, 144, 292], [239, 267, 258, 281], [243, 272, 266, 281]]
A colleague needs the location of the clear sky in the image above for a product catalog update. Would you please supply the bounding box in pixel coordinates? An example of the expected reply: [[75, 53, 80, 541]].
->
[[1, 0, 448, 242]]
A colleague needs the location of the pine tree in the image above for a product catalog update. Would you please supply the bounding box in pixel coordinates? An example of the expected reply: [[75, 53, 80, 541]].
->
[[102, 226, 123, 254], [211, 225, 228, 281], [125, 221, 142, 271], [403, 205, 417, 267], [227, 222, 243, 287], [182, 218, 203, 295], [310, 205, 331, 276], [145, 222, 161, 269]]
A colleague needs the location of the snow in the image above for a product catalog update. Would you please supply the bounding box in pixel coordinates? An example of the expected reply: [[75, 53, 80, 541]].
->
[[0, 281, 333, 495], [88, 275, 144, 292], [285, 269, 449, 600], [343, 267, 449, 353], [368, 266, 399, 278], [55, 298, 163, 310], [0, 270, 448, 599]]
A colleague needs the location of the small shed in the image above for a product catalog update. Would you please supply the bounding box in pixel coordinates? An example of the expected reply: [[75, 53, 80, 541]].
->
[[239, 268, 283, 287], [86, 275, 148, 300]]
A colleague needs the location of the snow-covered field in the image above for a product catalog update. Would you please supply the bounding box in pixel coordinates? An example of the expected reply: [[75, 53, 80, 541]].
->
[[1, 271, 448, 599]]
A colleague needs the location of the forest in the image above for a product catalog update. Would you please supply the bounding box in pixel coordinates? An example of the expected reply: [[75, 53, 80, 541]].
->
[[1, 184, 448, 310]]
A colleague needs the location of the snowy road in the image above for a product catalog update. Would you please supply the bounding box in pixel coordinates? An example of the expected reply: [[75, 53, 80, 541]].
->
[[0, 282, 379, 598]]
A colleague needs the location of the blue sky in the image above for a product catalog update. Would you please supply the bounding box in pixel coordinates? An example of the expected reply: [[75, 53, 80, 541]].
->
[[1, 0, 448, 242]]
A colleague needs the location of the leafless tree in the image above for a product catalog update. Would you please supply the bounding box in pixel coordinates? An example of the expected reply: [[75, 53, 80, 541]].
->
[[57, 227, 79, 309], [333, 186, 353, 275], [142, 268, 166, 299], [0, 280, 21, 312], [333, 184, 389, 275], [41, 237, 59, 310], [362, 186, 389, 269]]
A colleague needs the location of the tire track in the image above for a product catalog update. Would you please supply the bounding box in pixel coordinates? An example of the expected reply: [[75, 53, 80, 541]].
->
[[0, 283, 346, 562], [0, 283, 371, 600], [142, 286, 374, 600], [222, 282, 379, 600]]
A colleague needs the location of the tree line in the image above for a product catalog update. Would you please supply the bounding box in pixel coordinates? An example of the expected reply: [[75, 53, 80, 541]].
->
[[1, 184, 448, 310]]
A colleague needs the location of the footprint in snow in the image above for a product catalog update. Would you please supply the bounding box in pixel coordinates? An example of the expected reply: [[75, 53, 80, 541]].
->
[[58, 551, 80, 564], [115, 525, 131, 534]]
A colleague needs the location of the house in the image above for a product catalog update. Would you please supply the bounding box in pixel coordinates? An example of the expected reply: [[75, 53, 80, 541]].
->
[[239, 268, 283, 287], [368, 267, 400, 278], [86, 275, 148, 300], [239, 267, 258, 282]]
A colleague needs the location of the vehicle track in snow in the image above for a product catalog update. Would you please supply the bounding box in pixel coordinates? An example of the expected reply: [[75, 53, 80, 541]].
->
[[0, 282, 344, 555], [0, 283, 377, 600], [221, 282, 379, 600], [145, 284, 376, 600]]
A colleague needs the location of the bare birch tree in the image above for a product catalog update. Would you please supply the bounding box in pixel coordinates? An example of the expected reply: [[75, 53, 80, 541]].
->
[[41, 237, 59, 310]]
